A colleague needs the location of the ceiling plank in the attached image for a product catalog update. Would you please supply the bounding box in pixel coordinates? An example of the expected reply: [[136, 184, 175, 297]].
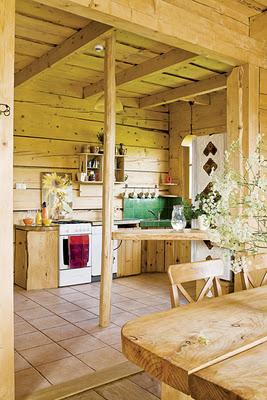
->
[[83, 49, 197, 98], [29, 0, 267, 68], [140, 74, 227, 108], [15, 21, 112, 88], [250, 12, 267, 41]]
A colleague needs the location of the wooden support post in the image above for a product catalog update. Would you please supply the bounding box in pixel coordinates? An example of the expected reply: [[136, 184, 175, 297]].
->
[[99, 32, 116, 327], [0, 0, 15, 398], [227, 64, 259, 165], [227, 64, 260, 292]]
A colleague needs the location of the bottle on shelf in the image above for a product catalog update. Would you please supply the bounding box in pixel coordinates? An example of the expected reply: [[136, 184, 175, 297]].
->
[[41, 202, 48, 224], [35, 210, 42, 225]]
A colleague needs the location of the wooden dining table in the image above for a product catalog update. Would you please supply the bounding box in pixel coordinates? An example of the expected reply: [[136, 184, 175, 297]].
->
[[121, 286, 267, 400]]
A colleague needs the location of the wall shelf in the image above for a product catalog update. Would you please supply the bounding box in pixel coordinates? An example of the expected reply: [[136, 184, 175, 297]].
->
[[79, 150, 126, 188]]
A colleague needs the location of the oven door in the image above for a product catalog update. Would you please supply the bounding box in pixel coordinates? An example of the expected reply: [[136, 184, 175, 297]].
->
[[59, 234, 92, 270]]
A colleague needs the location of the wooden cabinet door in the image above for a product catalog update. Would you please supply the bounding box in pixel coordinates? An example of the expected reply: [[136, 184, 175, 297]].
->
[[27, 231, 58, 290], [14, 230, 28, 288], [117, 239, 141, 277]]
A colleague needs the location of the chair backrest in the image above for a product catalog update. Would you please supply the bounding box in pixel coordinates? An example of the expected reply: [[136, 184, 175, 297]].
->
[[168, 259, 224, 307], [240, 253, 267, 290]]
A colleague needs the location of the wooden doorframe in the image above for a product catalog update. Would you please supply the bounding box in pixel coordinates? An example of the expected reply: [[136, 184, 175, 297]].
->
[[0, 0, 15, 398]]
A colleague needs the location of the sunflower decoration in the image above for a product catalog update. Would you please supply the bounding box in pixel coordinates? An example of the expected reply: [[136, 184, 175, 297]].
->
[[42, 173, 72, 219]]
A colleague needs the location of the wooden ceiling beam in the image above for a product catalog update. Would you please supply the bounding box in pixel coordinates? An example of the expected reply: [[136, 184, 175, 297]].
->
[[15, 21, 113, 88], [140, 74, 227, 108], [83, 49, 197, 98], [29, 0, 267, 68], [250, 12, 267, 41]]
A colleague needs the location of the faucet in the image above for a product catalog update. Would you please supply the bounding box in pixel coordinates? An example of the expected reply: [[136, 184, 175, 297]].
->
[[148, 210, 161, 220]]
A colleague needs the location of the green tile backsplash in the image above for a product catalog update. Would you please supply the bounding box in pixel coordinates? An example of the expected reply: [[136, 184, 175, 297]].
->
[[123, 197, 182, 220]]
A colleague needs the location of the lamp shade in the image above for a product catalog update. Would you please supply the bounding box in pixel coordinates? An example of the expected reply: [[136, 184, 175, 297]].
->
[[181, 134, 197, 147], [94, 94, 124, 113]]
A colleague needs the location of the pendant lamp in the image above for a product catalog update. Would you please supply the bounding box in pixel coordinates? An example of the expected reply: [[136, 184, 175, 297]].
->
[[181, 101, 196, 147], [94, 94, 124, 113]]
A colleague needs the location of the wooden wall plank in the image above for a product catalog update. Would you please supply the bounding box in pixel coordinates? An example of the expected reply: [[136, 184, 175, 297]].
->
[[0, 0, 15, 398]]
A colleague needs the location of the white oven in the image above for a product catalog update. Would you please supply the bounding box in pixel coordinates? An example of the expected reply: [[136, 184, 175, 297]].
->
[[56, 221, 92, 287]]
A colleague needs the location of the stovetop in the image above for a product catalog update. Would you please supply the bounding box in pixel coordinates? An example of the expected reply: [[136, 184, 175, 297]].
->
[[53, 220, 89, 225]]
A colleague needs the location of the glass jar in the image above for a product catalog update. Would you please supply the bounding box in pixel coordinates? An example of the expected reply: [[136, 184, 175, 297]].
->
[[171, 205, 187, 231]]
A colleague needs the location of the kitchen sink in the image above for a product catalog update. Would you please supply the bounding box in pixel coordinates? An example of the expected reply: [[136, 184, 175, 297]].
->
[[140, 219, 172, 229]]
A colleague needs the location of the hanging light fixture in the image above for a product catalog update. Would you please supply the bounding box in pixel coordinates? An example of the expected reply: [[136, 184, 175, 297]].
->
[[94, 93, 124, 113], [181, 100, 196, 147]]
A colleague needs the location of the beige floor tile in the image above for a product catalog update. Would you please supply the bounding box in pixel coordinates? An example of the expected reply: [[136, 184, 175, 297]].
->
[[15, 331, 52, 351], [30, 315, 68, 330], [111, 311, 137, 327], [14, 298, 38, 312], [45, 302, 81, 314], [36, 356, 94, 385], [87, 305, 121, 316], [111, 342, 123, 352], [15, 367, 50, 399], [75, 318, 117, 333], [111, 293, 130, 303], [43, 323, 86, 341], [132, 306, 163, 317], [60, 292, 91, 302], [136, 296, 169, 306], [154, 302, 171, 311], [47, 287, 77, 295], [72, 297, 99, 309], [78, 347, 126, 370], [15, 352, 31, 372], [114, 299, 147, 312], [74, 286, 100, 299], [91, 326, 122, 346], [59, 334, 107, 355], [14, 314, 24, 324], [35, 296, 67, 307], [20, 343, 71, 366], [14, 321, 37, 336], [120, 289, 150, 300], [16, 306, 53, 321], [60, 309, 97, 323]]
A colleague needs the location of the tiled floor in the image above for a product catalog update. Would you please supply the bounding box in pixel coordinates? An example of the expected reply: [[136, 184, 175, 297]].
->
[[14, 273, 171, 399]]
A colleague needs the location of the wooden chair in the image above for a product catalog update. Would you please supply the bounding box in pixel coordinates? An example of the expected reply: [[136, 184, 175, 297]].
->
[[168, 259, 224, 308], [240, 253, 267, 290]]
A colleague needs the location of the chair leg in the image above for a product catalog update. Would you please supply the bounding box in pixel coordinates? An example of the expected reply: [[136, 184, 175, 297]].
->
[[161, 383, 192, 399]]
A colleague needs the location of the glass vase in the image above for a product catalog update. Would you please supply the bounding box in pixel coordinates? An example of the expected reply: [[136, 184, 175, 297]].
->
[[171, 205, 187, 231]]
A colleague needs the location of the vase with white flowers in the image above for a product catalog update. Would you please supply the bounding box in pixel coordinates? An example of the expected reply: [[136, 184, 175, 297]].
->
[[199, 134, 267, 273]]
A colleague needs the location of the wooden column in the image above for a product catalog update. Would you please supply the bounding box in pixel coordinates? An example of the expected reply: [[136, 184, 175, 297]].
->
[[227, 64, 259, 164], [99, 32, 116, 327], [227, 64, 260, 292], [0, 0, 15, 398]]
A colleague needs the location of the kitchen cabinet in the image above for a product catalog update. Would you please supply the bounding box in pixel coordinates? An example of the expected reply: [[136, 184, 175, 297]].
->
[[117, 238, 142, 277], [141, 240, 191, 272], [14, 225, 59, 290]]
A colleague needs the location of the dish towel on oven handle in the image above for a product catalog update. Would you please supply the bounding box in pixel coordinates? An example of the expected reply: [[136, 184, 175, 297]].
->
[[68, 235, 89, 268]]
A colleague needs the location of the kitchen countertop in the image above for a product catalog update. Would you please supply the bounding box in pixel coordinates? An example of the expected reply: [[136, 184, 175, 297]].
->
[[91, 219, 141, 226], [15, 224, 59, 232], [112, 228, 209, 241]]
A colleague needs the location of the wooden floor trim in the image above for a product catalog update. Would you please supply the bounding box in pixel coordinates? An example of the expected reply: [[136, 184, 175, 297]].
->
[[21, 362, 142, 400]]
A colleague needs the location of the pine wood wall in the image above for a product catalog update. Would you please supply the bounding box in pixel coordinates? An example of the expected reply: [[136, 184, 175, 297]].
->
[[13, 86, 169, 223], [260, 68, 267, 160]]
